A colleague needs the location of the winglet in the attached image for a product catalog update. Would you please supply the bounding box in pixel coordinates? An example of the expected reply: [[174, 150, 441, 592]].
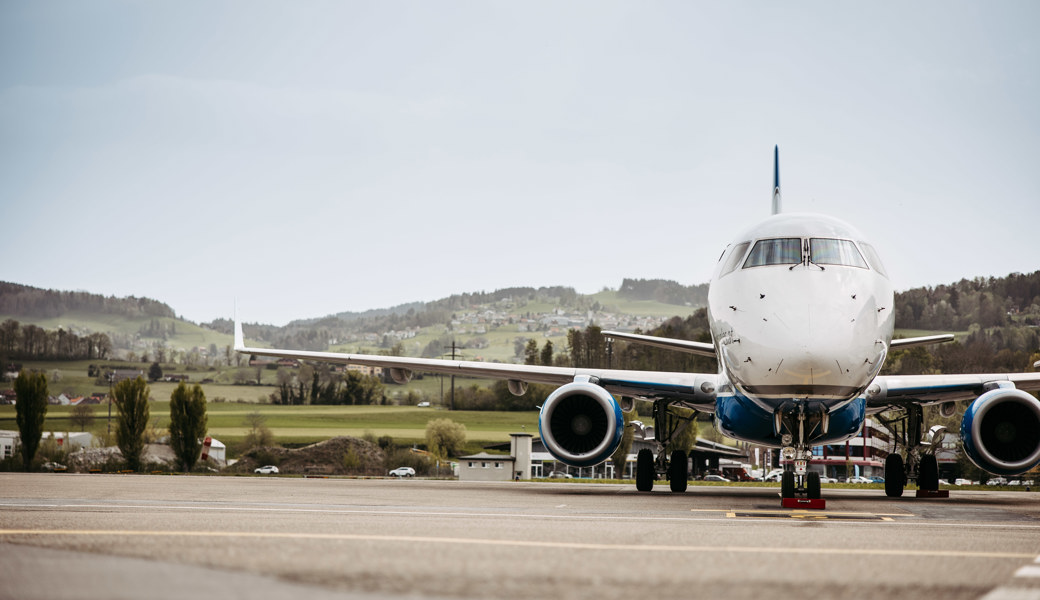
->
[[234, 304, 246, 352], [771, 145, 782, 215]]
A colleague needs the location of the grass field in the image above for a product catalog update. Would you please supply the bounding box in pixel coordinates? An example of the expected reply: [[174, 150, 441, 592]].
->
[[0, 402, 539, 450]]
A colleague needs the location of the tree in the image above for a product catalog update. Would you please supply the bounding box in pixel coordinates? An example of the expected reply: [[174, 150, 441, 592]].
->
[[243, 411, 274, 449], [524, 339, 539, 365], [425, 418, 466, 460], [70, 403, 95, 432], [168, 382, 208, 472], [14, 370, 48, 470], [113, 376, 151, 471], [540, 340, 554, 366], [148, 361, 163, 382]]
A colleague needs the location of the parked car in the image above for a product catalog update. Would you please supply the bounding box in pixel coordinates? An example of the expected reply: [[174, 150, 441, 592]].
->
[[389, 467, 416, 477], [42, 461, 67, 472], [762, 469, 784, 482], [848, 476, 872, 484], [416, 402, 431, 407], [986, 477, 1008, 486], [953, 478, 973, 486], [869, 476, 885, 483], [702, 474, 730, 482], [819, 476, 838, 483], [548, 471, 573, 479], [254, 465, 279, 474]]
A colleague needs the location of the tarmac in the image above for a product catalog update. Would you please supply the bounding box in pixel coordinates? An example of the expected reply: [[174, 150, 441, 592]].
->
[[1, 473, 1039, 600]]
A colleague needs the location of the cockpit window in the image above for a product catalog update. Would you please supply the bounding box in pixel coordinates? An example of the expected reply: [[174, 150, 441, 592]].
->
[[720, 242, 750, 276], [809, 238, 868, 268], [859, 242, 888, 277], [743, 238, 801, 268]]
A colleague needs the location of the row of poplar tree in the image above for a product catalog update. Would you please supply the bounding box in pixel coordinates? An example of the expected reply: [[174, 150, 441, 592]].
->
[[13, 371, 208, 472]]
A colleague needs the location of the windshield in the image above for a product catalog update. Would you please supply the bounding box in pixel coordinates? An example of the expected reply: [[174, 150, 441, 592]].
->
[[743, 238, 801, 268], [809, 238, 868, 268]]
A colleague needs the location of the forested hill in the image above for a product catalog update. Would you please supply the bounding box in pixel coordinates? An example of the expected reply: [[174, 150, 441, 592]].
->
[[894, 271, 1040, 330], [0, 282, 175, 320]]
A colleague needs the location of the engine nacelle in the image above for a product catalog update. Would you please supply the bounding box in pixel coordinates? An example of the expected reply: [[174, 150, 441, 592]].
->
[[960, 388, 1040, 476], [538, 381, 624, 468]]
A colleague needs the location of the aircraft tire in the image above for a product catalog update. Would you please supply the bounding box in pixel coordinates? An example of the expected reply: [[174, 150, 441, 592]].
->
[[781, 471, 795, 498], [885, 453, 905, 497], [636, 449, 654, 492], [918, 455, 939, 491], [806, 472, 821, 499], [669, 450, 688, 493]]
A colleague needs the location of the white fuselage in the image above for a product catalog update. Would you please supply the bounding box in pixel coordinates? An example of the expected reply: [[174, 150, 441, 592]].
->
[[706, 213, 895, 414]]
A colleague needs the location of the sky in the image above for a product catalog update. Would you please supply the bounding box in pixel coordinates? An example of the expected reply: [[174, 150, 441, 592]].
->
[[1, 2, 1038, 326]]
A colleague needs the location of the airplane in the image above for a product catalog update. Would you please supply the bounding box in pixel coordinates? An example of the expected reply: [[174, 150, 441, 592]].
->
[[235, 146, 1040, 499]]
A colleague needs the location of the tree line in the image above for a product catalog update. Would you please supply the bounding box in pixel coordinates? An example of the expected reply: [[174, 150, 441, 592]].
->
[[895, 271, 1040, 331], [8, 371, 207, 473], [0, 319, 112, 360], [0, 281, 175, 320], [269, 365, 387, 406]]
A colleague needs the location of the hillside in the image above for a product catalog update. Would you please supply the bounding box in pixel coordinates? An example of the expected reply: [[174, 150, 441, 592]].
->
[[2, 271, 1038, 370]]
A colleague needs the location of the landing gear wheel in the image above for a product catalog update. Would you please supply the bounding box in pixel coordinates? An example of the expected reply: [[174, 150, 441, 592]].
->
[[885, 453, 905, 498], [669, 450, 688, 493], [781, 471, 796, 499], [806, 472, 821, 499], [636, 448, 655, 492], [918, 455, 939, 491]]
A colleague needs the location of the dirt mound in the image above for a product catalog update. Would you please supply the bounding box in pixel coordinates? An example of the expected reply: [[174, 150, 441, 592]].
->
[[224, 436, 386, 476]]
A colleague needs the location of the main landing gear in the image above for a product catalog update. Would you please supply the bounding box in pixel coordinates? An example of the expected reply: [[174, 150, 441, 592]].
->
[[877, 405, 945, 498], [634, 400, 697, 493]]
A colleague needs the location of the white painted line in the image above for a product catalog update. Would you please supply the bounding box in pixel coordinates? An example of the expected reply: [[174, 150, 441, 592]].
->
[[1014, 565, 1040, 578], [3, 500, 1040, 531], [0, 529, 1035, 559], [979, 587, 1040, 600]]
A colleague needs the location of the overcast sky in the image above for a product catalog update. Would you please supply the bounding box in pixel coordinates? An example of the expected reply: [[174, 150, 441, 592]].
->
[[2, 2, 1037, 326]]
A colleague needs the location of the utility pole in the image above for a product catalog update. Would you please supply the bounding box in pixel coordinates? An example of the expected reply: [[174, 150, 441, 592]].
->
[[443, 340, 460, 411]]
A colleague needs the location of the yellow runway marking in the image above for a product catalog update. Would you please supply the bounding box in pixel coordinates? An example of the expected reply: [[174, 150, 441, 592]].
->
[[0, 529, 1033, 560]]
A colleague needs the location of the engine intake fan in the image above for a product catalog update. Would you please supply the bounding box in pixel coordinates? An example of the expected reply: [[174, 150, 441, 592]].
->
[[961, 387, 1040, 476], [538, 381, 624, 467]]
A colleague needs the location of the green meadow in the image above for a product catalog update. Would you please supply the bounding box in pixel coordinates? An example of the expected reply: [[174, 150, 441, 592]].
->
[[0, 402, 538, 450]]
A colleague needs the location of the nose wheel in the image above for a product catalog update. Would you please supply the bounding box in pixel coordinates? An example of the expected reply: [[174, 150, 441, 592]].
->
[[781, 470, 821, 500]]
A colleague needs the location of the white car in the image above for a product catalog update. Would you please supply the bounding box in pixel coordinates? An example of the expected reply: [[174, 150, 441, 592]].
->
[[848, 476, 873, 484], [254, 465, 279, 474], [702, 474, 730, 482], [389, 467, 415, 477]]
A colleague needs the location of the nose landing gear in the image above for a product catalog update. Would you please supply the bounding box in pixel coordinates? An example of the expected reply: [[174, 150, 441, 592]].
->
[[776, 403, 827, 508]]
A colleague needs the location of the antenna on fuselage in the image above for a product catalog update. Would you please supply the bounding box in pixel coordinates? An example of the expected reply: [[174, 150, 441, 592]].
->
[[772, 145, 782, 215]]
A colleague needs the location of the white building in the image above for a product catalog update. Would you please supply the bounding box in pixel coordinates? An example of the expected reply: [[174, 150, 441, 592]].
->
[[458, 433, 532, 481]]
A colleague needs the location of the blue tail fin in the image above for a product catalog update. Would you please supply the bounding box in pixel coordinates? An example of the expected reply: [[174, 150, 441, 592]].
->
[[772, 145, 782, 215]]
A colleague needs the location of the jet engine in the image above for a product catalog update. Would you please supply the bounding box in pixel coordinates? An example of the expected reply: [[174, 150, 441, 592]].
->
[[538, 381, 624, 468], [960, 388, 1040, 476]]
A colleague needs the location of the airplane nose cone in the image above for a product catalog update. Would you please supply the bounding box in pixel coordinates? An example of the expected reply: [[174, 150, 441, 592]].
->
[[718, 278, 886, 400]]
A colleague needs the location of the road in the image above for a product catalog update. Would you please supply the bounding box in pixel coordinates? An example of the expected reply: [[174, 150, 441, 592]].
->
[[1, 474, 1039, 600]]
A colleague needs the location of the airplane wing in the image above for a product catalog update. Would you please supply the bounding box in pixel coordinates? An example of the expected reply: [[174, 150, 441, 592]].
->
[[866, 372, 1040, 408], [235, 320, 717, 404], [888, 334, 955, 350], [601, 330, 716, 357]]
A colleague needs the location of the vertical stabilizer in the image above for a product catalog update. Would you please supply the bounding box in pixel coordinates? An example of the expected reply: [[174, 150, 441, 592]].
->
[[772, 145, 782, 215]]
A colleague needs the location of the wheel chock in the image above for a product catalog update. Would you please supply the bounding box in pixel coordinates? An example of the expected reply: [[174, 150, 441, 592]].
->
[[781, 497, 826, 509], [915, 489, 949, 498]]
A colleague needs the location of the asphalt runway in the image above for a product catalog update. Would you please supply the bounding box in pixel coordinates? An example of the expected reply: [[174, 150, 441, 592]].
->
[[1, 474, 1039, 600]]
